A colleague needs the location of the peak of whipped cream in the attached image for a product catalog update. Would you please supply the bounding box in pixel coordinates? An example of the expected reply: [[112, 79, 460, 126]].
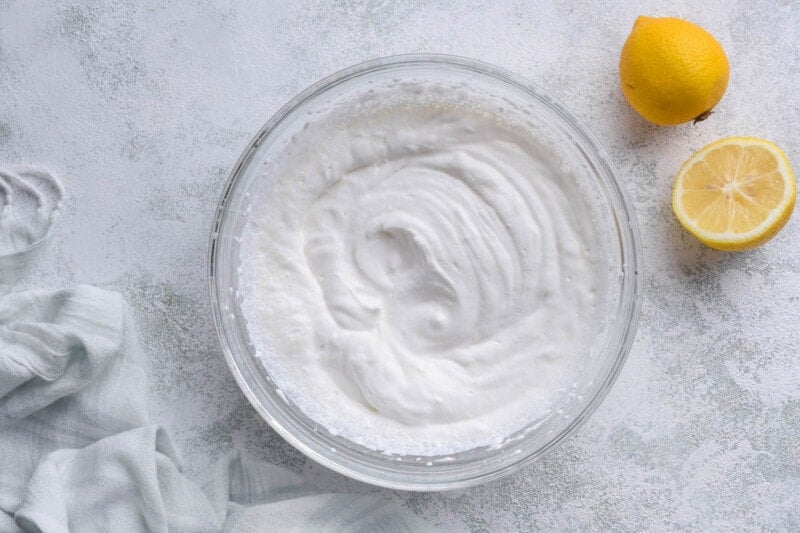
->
[[0, 167, 64, 257]]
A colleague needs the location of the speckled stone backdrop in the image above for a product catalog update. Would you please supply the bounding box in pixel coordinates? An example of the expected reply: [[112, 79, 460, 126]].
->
[[2, 1, 799, 530]]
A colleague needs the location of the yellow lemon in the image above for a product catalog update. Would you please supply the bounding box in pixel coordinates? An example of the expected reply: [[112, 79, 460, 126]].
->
[[672, 137, 796, 251], [620, 16, 729, 126]]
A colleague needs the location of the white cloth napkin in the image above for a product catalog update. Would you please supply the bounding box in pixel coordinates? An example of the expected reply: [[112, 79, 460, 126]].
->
[[0, 286, 433, 532]]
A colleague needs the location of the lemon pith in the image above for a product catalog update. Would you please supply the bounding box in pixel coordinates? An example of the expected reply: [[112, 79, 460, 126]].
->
[[672, 137, 796, 251], [620, 16, 729, 126]]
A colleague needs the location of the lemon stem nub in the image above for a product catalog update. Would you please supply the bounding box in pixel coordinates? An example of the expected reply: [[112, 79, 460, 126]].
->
[[693, 110, 713, 124]]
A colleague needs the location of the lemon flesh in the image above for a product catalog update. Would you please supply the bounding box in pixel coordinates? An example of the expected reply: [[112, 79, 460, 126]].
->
[[620, 16, 729, 126], [672, 137, 796, 251]]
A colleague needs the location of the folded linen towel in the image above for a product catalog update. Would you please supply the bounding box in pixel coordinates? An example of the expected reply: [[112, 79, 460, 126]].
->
[[0, 286, 148, 518], [0, 286, 433, 532]]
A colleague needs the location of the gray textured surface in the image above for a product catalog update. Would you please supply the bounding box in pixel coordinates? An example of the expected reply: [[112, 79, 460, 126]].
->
[[2, 1, 799, 530]]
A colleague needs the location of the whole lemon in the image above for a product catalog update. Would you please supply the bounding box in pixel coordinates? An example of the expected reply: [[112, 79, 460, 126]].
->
[[619, 16, 729, 126]]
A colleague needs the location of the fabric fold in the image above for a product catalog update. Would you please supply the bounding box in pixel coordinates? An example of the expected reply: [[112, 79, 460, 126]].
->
[[15, 426, 219, 533], [0, 286, 148, 519], [0, 285, 434, 532]]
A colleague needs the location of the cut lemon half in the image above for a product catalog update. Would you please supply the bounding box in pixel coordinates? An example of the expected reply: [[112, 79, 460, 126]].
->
[[672, 137, 796, 251]]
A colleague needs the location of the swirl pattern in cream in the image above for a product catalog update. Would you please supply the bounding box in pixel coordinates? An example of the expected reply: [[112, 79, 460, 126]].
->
[[242, 100, 607, 455]]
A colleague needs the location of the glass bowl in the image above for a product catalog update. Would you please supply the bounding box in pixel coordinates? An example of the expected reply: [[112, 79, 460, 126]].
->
[[209, 54, 642, 491]]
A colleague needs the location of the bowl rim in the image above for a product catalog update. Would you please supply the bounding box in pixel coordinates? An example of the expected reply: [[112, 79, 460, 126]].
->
[[208, 53, 643, 491]]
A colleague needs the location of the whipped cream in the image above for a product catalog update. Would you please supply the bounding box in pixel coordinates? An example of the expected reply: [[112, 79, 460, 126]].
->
[[0, 167, 63, 256], [240, 87, 609, 455]]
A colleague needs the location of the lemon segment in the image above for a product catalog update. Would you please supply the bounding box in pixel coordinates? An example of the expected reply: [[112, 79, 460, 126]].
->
[[672, 137, 796, 251]]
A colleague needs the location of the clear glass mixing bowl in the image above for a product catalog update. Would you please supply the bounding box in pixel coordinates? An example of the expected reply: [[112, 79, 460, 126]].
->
[[209, 54, 642, 490]]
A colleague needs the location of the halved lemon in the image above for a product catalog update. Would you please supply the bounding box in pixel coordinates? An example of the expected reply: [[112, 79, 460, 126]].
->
[[672, 137, 796, 251]]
